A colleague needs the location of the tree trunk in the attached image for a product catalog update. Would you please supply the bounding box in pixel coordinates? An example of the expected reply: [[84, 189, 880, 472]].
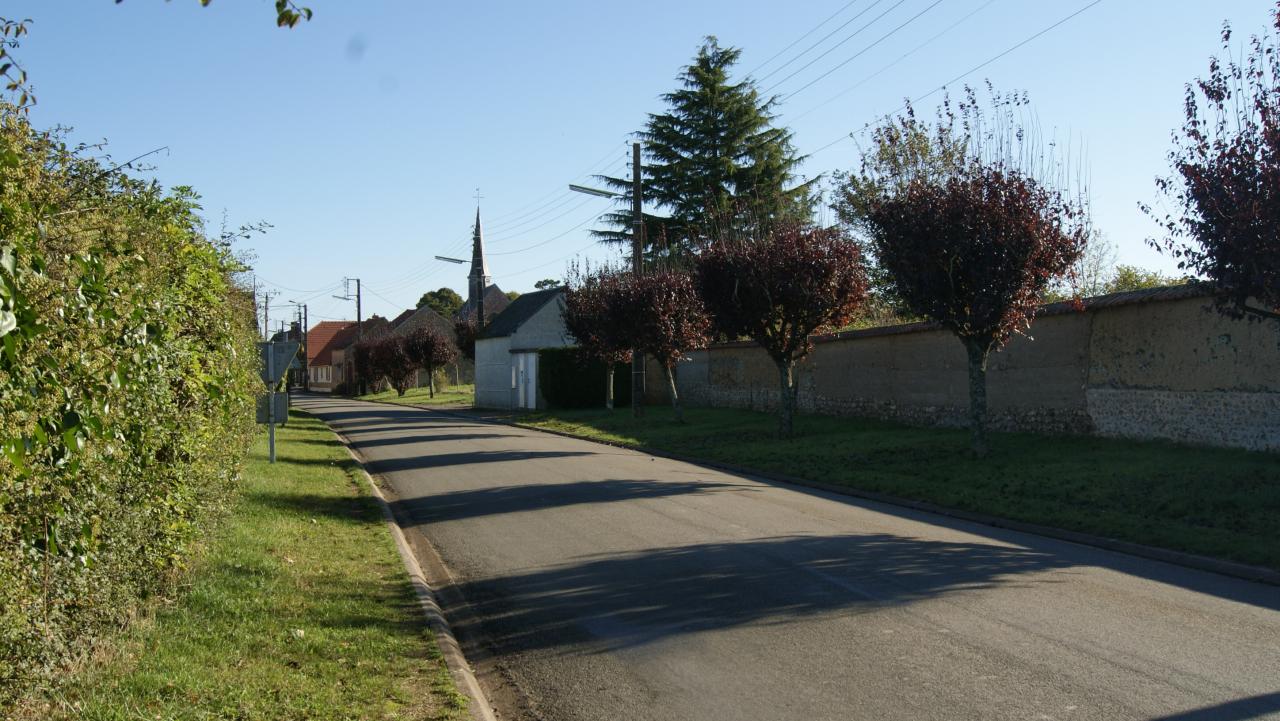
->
[[606, 365, 615, 410], [664, 364, 683, 423], [427, 364, 435, 398], [963, 337, 990, 458], [776, 359, 797, 438]]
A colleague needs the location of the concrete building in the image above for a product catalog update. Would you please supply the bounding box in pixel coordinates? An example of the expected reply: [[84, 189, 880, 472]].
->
[[474, 288, 571, 409]]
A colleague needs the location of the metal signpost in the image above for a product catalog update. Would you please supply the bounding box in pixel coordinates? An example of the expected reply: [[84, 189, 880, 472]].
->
[[258, 341, 300, 463]]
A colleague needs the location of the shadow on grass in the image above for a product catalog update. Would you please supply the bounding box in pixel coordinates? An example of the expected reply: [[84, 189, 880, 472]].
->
[[448, 532, 1074, 655], [389, 478, 752, 526], [250, 490, 380, 526]]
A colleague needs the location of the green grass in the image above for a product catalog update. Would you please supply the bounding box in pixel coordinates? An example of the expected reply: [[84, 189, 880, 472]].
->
[[361, 384, 474, 409], [23, 410, 468, 721], [520, 406, 1280, 570]]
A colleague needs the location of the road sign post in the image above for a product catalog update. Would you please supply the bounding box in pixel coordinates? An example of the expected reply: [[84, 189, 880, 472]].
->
[[258, 341, 300, 463]]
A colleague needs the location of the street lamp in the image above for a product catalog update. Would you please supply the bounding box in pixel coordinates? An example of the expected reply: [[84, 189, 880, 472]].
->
[[568, 141, 646, 416]]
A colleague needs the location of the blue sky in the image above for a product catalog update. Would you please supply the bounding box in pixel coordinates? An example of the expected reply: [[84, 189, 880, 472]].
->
[[7, 0, 1272, 326]]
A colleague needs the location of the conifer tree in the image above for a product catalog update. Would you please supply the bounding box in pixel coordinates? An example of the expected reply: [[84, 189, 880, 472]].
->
[[593, 37, 812, 262]]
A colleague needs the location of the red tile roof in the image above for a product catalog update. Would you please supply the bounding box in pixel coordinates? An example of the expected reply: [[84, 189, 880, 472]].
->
[[307, 321, 357, 366]]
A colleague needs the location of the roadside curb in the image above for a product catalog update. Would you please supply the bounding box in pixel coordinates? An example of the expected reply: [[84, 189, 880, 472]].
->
[[333, 430, 498, 721], [383, 400, 1280, 588]]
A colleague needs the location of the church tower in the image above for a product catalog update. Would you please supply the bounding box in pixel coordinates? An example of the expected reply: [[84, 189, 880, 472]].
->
[[467, 207, 492, 327]]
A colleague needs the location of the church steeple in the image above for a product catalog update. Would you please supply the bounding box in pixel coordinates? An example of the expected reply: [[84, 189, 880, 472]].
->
[[468, 205, 492, 325]]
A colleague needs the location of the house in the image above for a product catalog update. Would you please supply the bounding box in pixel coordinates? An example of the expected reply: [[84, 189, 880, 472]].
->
[[474, 287, 572, 409], [306, 320, 357, 392], [330, 315, 391, 390], [391, 304, 473, 385]]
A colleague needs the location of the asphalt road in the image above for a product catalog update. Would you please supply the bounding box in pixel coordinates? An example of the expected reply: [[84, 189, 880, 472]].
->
[[295, 394, 1280, 721]]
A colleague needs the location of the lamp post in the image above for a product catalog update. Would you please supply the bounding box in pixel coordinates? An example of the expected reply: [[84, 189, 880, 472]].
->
[[568, 141, 645, 417]]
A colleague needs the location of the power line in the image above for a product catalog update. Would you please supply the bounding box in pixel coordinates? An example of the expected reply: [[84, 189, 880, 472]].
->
[[763, 0, 910, 96], [483, 154, 626, 233], [489, 209, 606, 256], [486, 196, 600, 243], [789, 0, 999, 123], [804, 0, 1105, 158], [780, 0, 948, 101], [484, 142, 627, 223], [747, 0, 864, 78], [756, 0, 890, 85], [253, 276, 339, 295]]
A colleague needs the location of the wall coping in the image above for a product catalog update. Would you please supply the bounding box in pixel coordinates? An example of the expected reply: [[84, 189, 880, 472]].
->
[[706, 283, 1208, 351]]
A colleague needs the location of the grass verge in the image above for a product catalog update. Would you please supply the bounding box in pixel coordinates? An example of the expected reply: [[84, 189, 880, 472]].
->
[[520, 406, 1280, 571], [361, 384, 474, 409], [22, 409, 468, 721]]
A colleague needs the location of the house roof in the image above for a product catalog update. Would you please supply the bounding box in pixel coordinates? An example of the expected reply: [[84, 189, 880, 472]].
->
[[389, 308, 416, 329], [360, 315, 393, 342], [392, 304, 457, 344], [456, 284, 512, 322], [307, 321, 357, 366], [478, 287, 564, 340]]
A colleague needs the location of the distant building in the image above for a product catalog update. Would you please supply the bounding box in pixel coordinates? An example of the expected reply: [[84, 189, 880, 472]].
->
[[305, 321, 357, 392], [474, 287, 572, 409]]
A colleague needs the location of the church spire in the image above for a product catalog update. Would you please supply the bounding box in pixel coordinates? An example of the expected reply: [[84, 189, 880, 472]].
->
[[467, 204, 492, 325]]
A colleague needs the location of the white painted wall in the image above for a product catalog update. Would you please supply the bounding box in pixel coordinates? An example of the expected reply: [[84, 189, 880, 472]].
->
[[475, 335, 513, 409], [473, 294, 574, 410]]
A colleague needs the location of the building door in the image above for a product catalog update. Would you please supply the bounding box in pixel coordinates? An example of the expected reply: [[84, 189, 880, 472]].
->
[[515, 352, 538, 409]]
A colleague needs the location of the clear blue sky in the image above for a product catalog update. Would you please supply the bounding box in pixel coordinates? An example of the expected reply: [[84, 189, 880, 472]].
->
[[7, 0, 1272, 326]]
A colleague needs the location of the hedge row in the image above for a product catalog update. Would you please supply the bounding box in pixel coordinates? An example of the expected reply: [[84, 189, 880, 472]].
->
[[538, 347, 632, 409], [0, 107, 259, 706]]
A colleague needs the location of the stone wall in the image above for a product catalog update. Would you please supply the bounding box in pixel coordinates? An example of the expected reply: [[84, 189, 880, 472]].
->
[[645, 286, 1280, 452]]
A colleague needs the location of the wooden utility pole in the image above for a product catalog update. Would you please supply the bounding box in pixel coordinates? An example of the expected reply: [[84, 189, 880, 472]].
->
[[631, 142, 645, 417]]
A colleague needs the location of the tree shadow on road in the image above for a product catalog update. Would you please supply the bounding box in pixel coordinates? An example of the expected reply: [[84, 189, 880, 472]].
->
[[388, 478, 754, 525], [446, 532, 1077, 656], [366, 449, 596, 474], [342, 433, 511, 448], [1145, 692, 1280, 720]]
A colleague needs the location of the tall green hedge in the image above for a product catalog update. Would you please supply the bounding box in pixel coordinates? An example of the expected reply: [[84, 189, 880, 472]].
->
[[0, 107, 259, 706], [538, 347, 632, 409]]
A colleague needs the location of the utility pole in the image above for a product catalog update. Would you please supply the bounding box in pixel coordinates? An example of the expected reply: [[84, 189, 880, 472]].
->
[[261, 289, 279, 341], [300, 303, 309, 391], [631, 141, 645, 418], [334, 278, 363, 393]]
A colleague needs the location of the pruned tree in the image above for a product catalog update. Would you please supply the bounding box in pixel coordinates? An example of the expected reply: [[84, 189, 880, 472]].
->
[[403, 326, 457, 399], [364, 336, 416, 396], [696, 225, 868, 437], [562, 262, 632, 409], [1146, 5, 1280, 326], [454, 318, 478, 361], [838, 88, 1089, 456], [613, 270, 711, 422]]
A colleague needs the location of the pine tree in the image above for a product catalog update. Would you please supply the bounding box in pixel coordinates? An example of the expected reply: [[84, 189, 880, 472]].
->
[[593, 37, 812, 262]]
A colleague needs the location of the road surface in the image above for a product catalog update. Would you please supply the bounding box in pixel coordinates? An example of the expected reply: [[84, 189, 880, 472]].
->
[[295, 394, 1280, 721]]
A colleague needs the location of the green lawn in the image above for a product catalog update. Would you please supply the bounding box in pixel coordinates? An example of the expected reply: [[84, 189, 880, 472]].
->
[[361, 383, 474, 409], [23, 410, 467, 721], [520, 406, 1280, 570]]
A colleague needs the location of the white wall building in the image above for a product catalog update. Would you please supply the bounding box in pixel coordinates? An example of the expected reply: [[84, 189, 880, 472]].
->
[[474, 288, 571, 410]]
